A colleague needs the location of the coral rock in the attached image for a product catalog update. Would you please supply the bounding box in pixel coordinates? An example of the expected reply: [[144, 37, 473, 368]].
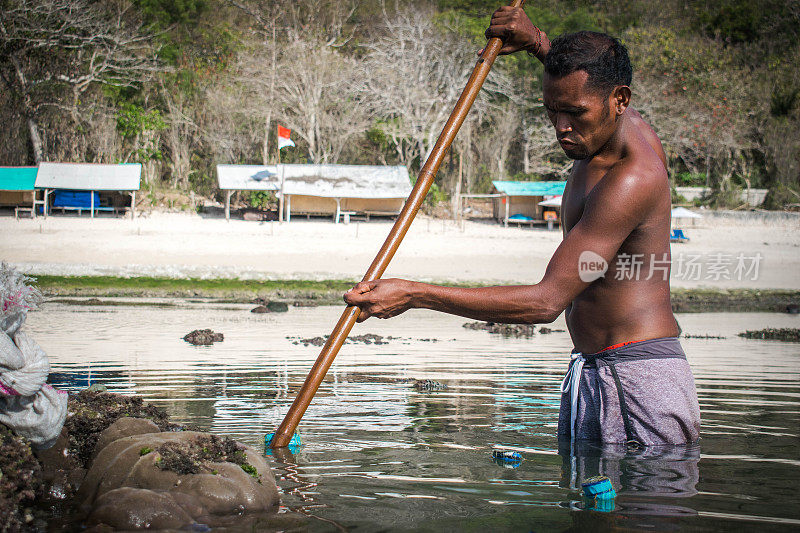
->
[[92, 417, 160, 460], [182, 329, 224, 345], [78, 431, 279, 527]]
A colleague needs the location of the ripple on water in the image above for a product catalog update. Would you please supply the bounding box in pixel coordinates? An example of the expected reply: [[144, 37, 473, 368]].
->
[[27, 302, 800, 531]]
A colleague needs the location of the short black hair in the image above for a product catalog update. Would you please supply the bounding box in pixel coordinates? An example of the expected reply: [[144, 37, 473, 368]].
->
[[544, 31, 632, 94]]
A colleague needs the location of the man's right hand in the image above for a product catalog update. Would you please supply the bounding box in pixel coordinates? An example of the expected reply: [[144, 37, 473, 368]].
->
[[482, 6, 546, 58]]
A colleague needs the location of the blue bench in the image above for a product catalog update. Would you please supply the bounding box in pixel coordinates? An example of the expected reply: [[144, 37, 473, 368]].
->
[[670, 228, 689, 243]]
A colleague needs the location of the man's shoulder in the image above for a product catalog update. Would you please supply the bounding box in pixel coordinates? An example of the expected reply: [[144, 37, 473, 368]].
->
[[590, 152, 667, 219], [626, 107, 668, 169], [604, 150, 667, 195]]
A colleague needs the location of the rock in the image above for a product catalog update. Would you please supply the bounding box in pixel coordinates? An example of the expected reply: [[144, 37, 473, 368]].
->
[[292, 333, 388, 347], [87, 487, 198, 530], [538, 327, 565, 334], [0, 423, 43, 531], [293, 336, 327, 347], [251, 302, 288, 313], [85, 384, 108, 393], [738, 328, 800, 342], [93, 418, 160, 459], [463, 321, 537, 337], [35, 426, 84, 501], [183, 329, 224, 345], [413, 380, 447, 392], [78, 431, 279, 526], [292, 300, 318, 307], [265, 301, 289, 313]]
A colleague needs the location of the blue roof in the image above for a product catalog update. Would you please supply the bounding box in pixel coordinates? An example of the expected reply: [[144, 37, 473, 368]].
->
[[492, 180, 566, 196], [0, 167, 38, 191]]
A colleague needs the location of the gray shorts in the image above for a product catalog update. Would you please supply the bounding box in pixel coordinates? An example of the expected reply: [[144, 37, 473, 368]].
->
[[558, 337, 700, 445]]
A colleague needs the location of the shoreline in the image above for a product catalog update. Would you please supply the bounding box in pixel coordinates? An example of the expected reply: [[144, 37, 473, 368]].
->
[[3, 212, 799, 290], [36, 275, 800, 313]]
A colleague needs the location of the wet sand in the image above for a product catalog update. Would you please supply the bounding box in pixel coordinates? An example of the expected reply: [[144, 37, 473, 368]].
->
[[1, 211, 798, 289]]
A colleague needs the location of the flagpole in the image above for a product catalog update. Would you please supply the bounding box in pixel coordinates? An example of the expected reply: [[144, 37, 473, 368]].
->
[[277, 124, 284, 222]]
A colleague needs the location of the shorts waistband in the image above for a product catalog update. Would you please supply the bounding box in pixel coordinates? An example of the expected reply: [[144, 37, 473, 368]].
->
[[577, 336, 686, 365]]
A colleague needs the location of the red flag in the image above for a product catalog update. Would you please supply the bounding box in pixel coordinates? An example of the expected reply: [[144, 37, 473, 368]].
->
[[277, 125, 295, 149]]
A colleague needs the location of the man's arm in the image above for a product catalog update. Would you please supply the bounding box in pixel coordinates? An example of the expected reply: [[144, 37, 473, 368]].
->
[[344, 166, 659, 323]]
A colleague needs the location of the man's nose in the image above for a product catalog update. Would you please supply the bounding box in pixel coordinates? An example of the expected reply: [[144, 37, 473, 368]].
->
[[554, 114, 572, 134]]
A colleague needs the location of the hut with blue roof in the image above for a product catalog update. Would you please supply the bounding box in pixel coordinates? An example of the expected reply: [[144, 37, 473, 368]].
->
[[0, 167, 38, 219], [491, 180, 566, 228]]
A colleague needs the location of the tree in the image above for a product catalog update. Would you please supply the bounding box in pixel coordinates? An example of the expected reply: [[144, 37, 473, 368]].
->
[[275, 40, 372, 164], [362, 8, 477, 169], [0, 0, 161, 164]]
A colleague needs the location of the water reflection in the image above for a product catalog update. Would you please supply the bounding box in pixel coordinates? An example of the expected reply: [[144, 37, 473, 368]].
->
[[25, 301, 800, 531], [559, 441, 700, 498]]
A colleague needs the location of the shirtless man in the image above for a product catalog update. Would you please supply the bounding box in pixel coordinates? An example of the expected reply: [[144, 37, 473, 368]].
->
[[344, 8, 700, 446]]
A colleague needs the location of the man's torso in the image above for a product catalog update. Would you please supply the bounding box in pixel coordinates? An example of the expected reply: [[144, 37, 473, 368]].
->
[[561, 111, 678, 353]]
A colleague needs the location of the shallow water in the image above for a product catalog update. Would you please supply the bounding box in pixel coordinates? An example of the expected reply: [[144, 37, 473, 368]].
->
[[26, 300, 800, 532]]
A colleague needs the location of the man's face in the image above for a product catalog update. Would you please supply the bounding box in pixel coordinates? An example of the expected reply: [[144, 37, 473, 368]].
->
[[542, 70, 616, 160]]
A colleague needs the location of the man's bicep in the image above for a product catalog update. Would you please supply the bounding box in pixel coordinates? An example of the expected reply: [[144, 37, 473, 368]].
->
[[538, 175, 650, 308]]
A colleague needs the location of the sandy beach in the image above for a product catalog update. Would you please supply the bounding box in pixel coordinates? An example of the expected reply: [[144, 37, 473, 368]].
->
[[1, 211, 798, 289]]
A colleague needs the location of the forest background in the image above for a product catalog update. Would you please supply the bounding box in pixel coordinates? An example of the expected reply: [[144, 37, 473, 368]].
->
[[1, 0, 798, 211]]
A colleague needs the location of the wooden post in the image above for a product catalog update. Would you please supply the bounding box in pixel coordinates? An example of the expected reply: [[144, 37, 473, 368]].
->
[[285, 194, 291, 223], [504, 194, 509, 227], [131, 191, 136, 220], [91, 190, 95, 219], [225, 190, 232, 221]]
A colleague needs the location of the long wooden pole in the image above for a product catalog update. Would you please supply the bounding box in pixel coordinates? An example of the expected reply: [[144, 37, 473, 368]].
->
[[271, 0, 525, 448]]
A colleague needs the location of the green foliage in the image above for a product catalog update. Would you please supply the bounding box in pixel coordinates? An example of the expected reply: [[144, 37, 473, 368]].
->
[[674, 172, 706, 187], [247, 191, 274, 210], [671, 190, 688, 204], [116, 103, 167, 161], [424, 182, 448, 208], [695, 0, 763, 43], [134, 0, 209, 28], [116, 104, 166, 138]]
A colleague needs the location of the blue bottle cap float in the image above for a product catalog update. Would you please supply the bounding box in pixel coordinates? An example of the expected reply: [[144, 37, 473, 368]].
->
[[581, 475, 616, 499], [264, 432, 303, 454], [581, 475, 616, 511], [492, 449, 523, 468]]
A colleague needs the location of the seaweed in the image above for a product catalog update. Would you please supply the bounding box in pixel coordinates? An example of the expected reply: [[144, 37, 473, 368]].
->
[[65, 390, 174, 468], [154, 435, 253, 477]]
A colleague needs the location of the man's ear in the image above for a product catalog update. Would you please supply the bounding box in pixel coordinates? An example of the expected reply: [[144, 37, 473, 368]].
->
[[612, 86, 631, 115]]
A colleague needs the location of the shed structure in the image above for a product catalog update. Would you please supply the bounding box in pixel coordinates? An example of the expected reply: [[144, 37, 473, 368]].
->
[[217, 164, 412, 222], [34, 162, 142, 218], [491, 180, 567, 227], [0, 167, 38, 218]]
